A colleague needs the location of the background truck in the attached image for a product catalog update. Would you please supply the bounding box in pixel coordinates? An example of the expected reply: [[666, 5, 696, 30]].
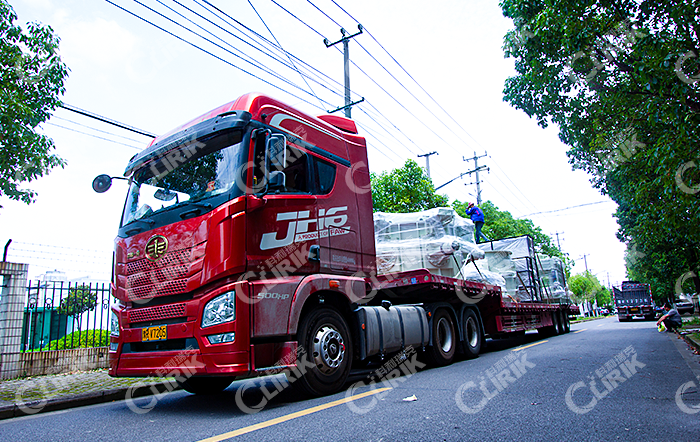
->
[[613, 281, 654, 321], [95, 93, 578, 396]]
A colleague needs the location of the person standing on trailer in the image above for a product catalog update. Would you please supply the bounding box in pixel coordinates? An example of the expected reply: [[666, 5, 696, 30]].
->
[[466, 202, 489, 244]]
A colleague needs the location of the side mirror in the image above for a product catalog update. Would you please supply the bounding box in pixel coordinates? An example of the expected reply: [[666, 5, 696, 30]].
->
[[265, 134, 287, 173], [92, 174, 113, 193]]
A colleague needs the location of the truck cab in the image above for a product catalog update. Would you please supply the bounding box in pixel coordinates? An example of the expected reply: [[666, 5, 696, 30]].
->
[[104, 94, 376, 394]]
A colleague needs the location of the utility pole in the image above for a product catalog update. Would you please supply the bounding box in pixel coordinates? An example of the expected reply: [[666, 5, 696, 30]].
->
[[324, 25, 364, 118], [417, 151, 438, 178], [583, 254, 589, 273], [554, 232, 563, 251], [463, 152, 489, 204]]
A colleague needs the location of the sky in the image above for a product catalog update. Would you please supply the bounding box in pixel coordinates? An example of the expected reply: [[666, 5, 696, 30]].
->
[[1, 0, 626, 286]]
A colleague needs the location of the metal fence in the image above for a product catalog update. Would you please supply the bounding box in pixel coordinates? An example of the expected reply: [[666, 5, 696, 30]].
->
[[22, 280, 113, 352]]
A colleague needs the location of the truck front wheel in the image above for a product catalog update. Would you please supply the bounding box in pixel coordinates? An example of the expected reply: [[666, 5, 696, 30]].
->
[[425, 309, 456, 366], [292, 306, 353, 396], [460, 309, 482, 359]]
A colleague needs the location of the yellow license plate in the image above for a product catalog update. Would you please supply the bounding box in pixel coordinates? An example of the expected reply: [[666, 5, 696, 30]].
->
[[630, 308, 639, 313], [142, 325, 167, 342]]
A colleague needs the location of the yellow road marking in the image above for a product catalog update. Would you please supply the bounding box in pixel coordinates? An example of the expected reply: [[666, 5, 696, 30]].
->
[[512, 340, 548, 352], [197, 387, 392, 441], [574, 329, 587, 334]]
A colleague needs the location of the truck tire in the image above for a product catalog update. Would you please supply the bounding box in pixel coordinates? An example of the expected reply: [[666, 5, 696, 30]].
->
[[177, 376, 234, 394], [293, 306, 353, 396], [563, 312, 571, 333], [555, 310, 566, 335], [425, 309, 457, 366], [551, 311, 561, 335], [460, 309, 482, 359]]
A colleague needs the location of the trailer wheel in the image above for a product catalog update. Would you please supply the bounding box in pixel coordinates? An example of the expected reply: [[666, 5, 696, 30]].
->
[[555, 310, 566, 335], [425, 309, 457, 366], [292, 306, 353, 396], [460, 309, 482, 359], [551, 311, 561, 335], [563, 312, 571, 333], [177, 377, 234, 395]]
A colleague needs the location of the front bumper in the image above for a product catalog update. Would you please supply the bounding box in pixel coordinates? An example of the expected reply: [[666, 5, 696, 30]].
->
[[109, 281, 251, 377]]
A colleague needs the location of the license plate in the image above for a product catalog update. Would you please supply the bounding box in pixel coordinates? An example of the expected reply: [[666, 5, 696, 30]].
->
[[142, 325, 167, 342], [630, 308, 639, 313]]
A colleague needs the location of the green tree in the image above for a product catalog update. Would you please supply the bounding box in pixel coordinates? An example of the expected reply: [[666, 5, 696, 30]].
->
[[499, 0, 700, 294], [1, 0, 68, 206], [569, 271, 610, 307], [57, 285, 97, 332], [370, 159, 449, 213]]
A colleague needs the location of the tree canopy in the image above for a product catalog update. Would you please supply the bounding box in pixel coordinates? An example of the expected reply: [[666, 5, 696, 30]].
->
[[0, 0, 68, 206], [370, 159, 449, 213], [57, 285, 97, 318], [568, 271, 611, 307], [499, 0, 700, 297]]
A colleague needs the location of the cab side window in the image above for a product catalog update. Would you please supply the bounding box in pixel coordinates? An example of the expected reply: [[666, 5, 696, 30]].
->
[[314, 157, 336, 195], [282, 146, 309, 193]]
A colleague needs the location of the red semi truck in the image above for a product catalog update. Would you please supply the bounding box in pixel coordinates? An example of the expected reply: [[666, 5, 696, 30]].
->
[[96, 93, 577, 396]]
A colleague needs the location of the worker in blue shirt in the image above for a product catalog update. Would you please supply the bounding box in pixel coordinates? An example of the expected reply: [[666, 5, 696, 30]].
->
[[467, 202, 489, 243]]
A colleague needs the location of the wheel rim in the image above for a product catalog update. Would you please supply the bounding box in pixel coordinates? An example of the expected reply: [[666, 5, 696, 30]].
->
[[312, 325, 346, 374], [436, 317, 453, 353], [465, 316, 478, 348]]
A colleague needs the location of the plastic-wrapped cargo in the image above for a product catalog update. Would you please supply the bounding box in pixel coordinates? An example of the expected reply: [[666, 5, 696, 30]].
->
[[374, 208, 485, 277], [478, 235, 571, 303], [538, 255, 570, 300], [460, 263, 508, 293]]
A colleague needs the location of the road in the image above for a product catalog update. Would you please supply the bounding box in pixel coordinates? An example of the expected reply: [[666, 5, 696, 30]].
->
[[2, 317, 699, 442]]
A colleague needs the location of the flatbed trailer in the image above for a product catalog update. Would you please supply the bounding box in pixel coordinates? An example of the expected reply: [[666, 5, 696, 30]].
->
[[374, 269, 577, 340]]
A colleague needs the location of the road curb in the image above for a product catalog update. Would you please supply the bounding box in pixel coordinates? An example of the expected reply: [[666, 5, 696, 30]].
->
[[680, 332, 700, 353], [0, 381, 179, 420]]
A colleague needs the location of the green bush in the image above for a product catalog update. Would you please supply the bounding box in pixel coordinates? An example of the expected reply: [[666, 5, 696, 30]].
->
[[40, 329, 110, 351]]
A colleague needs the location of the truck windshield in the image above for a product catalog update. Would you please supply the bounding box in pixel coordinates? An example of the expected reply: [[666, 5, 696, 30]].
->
[[122, 133, 246, 228]]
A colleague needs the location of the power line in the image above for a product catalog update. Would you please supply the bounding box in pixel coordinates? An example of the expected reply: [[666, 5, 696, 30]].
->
[[248, 0, 325, 109], [52, 115, 147, 144], [60, 103, 156, 137], [519, 201, 612, 218], [193, 0, 348, 102], [43, 122, 144, 150], [137, 0, 330, 106], [104, 0, 324, 111]]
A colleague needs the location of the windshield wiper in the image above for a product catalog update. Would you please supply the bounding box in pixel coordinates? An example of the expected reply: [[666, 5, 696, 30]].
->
[[124, 218, 155, 236], [184, 201, 213, 210], [179, 201, 213, 219]]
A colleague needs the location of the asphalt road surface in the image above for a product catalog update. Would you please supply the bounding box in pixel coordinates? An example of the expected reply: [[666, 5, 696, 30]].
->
[[2, 316, 699, 442]]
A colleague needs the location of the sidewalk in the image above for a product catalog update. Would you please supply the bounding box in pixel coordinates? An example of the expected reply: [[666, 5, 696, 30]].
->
[[0, 370, 178, 420]]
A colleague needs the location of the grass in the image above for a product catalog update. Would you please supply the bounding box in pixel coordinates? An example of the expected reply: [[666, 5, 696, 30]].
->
[[682, 316, 700, 326], [25, 329, 109, 352]]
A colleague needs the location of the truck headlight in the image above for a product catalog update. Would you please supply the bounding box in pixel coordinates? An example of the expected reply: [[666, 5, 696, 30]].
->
[[110, 310, 120, 337], [202, 291, 236, 328]]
